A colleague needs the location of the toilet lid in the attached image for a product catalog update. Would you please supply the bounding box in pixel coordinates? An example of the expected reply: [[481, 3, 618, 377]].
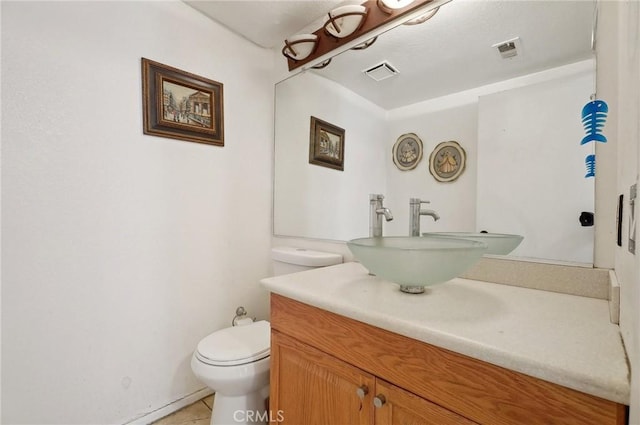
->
[[196, 320, 270, 366]]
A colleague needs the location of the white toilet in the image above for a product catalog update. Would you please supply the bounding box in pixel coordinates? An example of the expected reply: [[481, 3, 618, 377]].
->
[[190, 247, 342, 425]]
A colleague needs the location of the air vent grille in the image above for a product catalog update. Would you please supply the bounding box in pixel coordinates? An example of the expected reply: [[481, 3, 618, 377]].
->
[[497, 42, 517, 58], [492, 37, 522, 59], [364, 61, 399, 81]]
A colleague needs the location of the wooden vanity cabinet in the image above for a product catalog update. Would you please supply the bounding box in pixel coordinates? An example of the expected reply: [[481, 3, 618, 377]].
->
[[269, 294, 627, 425], [374, 378, 477, 425], [271, 331, 475, 425], [271, 331, 374, 425]]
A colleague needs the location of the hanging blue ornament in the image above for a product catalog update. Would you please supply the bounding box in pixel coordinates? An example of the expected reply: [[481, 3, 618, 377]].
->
[[581, 100, 608, 145], [585, 154, 596, 178]]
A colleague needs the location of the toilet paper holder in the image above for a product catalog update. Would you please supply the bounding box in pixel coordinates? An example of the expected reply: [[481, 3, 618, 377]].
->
[[232, 306, 256, 326]]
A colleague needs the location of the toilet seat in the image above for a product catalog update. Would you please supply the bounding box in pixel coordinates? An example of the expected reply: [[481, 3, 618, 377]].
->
[[196, 320, 270, 366]]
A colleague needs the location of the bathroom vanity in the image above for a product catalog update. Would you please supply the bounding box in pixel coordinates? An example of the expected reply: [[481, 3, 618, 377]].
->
[[261, 262, 629, 425]]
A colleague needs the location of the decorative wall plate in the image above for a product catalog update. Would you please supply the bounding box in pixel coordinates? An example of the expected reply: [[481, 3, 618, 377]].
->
[[392, 133, 423, 171], [429, 141, 466, 182]]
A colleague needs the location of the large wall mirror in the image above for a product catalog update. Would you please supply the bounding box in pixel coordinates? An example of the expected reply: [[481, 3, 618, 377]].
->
[[274, 0, 597, 265]]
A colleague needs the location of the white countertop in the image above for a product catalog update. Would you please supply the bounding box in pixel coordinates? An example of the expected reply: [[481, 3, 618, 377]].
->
[[260, 262, 630, 405]]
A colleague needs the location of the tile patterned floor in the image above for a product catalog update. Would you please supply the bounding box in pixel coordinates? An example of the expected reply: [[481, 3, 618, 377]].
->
[[151, 395, 214, 425]]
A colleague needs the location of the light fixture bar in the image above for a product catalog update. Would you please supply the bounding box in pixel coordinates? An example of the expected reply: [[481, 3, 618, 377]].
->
[[377, 0, 416, 14], [282, 34, 319, 62], [323, 5, 368, 39], [403, 6, 439, 25], [284, 0, 451, 72]]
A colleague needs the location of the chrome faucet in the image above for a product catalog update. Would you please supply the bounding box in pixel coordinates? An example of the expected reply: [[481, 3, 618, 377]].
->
[[369, 194, 393, 237], [409, 198, 440, 236]]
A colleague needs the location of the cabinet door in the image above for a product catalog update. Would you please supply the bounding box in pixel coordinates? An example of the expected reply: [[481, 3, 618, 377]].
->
[[373, 379, 477, 425], [270, 330, 374, 425]]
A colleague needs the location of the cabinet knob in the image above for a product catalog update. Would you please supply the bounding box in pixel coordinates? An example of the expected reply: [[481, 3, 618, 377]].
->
[[356, 385, 369, 399], [373, 394, 386, 408]]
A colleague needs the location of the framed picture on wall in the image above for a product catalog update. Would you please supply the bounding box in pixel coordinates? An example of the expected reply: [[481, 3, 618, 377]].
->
[[309, 116, 345, 171], [392, 133, 423, 171], [141, 58, 224, 146], [429, 140, 466, 182]]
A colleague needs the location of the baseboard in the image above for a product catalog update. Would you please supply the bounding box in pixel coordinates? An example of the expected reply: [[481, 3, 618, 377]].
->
[[124, 388, 214, 425]]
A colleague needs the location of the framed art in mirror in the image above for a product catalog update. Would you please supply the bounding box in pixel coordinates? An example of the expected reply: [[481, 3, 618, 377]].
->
[[392, 133, 423, 171], [309, 116, 345, 171], [142, 58, 224, 146], [429, 140, 466, 182]]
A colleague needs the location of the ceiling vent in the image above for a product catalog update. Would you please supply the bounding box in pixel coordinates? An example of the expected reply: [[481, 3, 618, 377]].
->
[[492, 37, 522, 59], [364, 61, 399, 82]]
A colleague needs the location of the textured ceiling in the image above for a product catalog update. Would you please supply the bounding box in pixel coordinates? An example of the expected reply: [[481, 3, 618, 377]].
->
[[184, 1, 346, 48], [185, 0, 596, 109]]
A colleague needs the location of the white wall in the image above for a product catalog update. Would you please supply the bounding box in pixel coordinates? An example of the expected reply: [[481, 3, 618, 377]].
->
[[598, 1, 640, 423], [274, 72, 388, 241], [477, 72, 595, 263], [1, 2, 274, 424]]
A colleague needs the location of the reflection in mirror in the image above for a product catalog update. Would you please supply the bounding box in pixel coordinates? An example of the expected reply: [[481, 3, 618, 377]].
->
[[274, 0, 596, 264]]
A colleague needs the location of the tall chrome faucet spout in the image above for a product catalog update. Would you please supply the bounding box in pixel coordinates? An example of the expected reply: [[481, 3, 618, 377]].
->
[[370, 194, 393, 237], [421, 209, 440, 221], [409, 198, 439, 236]]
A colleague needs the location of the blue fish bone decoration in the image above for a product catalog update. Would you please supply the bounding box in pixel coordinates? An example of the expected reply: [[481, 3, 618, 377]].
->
[[585, 154, 596, 178], [581, 100, 609, 145]]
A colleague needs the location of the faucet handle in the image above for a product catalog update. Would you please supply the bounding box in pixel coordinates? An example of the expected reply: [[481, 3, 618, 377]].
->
[[410, 198, 430, 205], [370, 194, 385, 201]]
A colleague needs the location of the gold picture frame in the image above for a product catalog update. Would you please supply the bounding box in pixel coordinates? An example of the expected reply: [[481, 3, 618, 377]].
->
[[429, 141, 466, 182], [142, 58, 224, 146], [392, 133, 423, 171]]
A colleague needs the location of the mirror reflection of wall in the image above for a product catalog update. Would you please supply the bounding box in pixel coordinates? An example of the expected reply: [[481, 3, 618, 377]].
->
[[274, 0, 596, 265], [274, 73, 388, 241], [476, 69, 595, 264]]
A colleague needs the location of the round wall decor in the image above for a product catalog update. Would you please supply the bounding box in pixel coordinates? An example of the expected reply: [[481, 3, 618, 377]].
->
[[392, 133, 423, 171], [429, 141, 466, 182]]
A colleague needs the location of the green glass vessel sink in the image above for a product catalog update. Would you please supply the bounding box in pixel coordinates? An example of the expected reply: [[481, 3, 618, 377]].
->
[[347, 236, 487, 294], [422, 232, 523, 255]]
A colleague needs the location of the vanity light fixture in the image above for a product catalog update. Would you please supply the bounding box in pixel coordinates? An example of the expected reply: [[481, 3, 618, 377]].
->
[[403, 6, 439, 25], [377, 0, 416, 14], [311, 58, 332, 69], [324, 5, 368, 39], [282, 34, 319, 62], [282, 0, 434, 71], [352, 36, 378, 50]]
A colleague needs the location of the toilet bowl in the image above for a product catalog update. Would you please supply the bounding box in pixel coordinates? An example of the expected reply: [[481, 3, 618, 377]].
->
[[191, 247, 342, 425], [191, 320, 270, 425]]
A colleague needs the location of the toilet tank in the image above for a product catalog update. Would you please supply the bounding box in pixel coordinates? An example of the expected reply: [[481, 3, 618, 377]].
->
[[271, 246, 343, 276]]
